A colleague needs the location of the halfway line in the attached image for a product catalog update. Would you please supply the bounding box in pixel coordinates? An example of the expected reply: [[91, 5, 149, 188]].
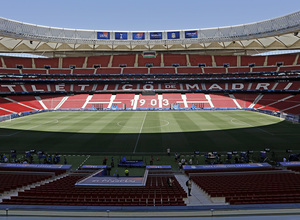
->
[[133, 112, 147, 153]]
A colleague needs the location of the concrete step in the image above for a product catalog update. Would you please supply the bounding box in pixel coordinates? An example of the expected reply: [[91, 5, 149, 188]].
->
[[175, 174, 223, 206]]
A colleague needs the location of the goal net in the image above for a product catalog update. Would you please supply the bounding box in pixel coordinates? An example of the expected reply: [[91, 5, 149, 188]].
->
[[0, 114, 11, 122], [280, 112, 287, 121], [92, 104, 104, 110], [280, 112, 299, 124]]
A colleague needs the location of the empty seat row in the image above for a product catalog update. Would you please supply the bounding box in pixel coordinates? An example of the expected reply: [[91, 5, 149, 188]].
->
[[1, 175, 186, 206], [2, 54, 300, 68]]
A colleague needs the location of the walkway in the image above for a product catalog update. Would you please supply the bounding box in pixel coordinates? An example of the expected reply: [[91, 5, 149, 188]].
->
[[175, 174, 227, 206]]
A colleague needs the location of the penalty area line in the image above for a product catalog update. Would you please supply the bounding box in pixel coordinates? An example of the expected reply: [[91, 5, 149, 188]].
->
[[77, 155, 91, 170], [0, 114, 65, 137], [230, 115, 274, 136], [133, 112, 147, 154]]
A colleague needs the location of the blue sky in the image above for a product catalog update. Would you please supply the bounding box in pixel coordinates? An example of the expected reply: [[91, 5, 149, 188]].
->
[[0, 0, 299, 31]]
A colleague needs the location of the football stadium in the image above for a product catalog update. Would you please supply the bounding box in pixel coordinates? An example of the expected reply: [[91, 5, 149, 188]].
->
[[0, 5, 300, 219]]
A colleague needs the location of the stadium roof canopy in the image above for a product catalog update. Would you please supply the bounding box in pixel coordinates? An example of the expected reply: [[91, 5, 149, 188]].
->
[[0, 11, 300, 55]]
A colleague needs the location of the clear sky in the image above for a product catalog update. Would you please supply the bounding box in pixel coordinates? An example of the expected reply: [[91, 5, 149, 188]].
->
[[0, 0, 299, 31]]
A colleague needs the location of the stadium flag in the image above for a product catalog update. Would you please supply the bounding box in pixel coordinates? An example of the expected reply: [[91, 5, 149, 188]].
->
[[167, 31, 180, 39], [173, 104, 180, 110], [115, 32, 128, 40], [192, 104, 199, 110], [150, 32, 162, 40], [111, 105, 118, 110], [185, 30, 198, 38], [97, 32, 110, 39], [132, 32, 145, 40]]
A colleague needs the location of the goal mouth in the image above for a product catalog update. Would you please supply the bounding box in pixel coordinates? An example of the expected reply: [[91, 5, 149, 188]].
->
[[0, 114, 11, 122]]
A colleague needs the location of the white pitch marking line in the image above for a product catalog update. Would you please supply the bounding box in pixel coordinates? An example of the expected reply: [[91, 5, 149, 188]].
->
[[117, 119, 169, 129], [77, 155, 91, 170], [229, 115, 274, 136], [0, 114, 64, 137], [133, 112, 147, 153]]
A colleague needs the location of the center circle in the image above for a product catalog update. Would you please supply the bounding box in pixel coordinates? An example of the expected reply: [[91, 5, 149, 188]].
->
[[117, 119, 169, 129]]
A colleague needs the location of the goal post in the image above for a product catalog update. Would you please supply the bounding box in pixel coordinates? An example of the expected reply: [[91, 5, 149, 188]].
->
[[280, 112, 299, 123], [280, 112, 287, 121], [192, 103, 204, 109], [92, 104, 103, 110], [0, 114, 11, 122]]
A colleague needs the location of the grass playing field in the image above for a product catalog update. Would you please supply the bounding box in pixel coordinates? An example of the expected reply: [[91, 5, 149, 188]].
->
[[0, 110, 299, 154]]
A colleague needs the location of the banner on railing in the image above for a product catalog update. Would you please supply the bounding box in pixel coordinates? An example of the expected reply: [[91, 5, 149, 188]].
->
[[97, 32, 110, 39], [0, 163, 72, 170], [185, 30, 198, 39], [150, 32, 162, 40], [115, 32, 128, 40], [167, 31, 180, 39], [280, 162, 300, 167], [132, 32, 145, 40], [183, 163, 272, 170]]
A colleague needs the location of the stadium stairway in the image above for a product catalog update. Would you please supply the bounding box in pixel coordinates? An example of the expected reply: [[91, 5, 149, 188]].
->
[[249, 94, 263, 108], [175, 174, 226, 206], [55, 96, 69, 110], [0, 172, 69, 203], [229, 94, 242, 109], [257, 94, 294, 110]]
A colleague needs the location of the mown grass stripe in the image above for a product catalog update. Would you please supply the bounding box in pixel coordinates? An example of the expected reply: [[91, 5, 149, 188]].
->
[[133, 111, 147, 153]]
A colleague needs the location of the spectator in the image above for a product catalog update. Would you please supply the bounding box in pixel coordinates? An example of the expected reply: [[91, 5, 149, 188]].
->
[[103, 157, 107, 165], [64, 156, 67, 164], [2, 154, 7, 163], [125, 168, 129, 176], [181, 158, 186, 165], [175, 152, 181, 161], [178, 161, 182, 171], [150, 156, 154, 165], [111, 157, 115, 168], [234, 157, 239, 164], [167, 148, 170, 156], [48, 154, 52, 164], [53, 154, 60, 164], [167, 177, 174, 187], [186, 177, 192, 196], [29, 155, 33, 164], [106, 166, 111, 176]]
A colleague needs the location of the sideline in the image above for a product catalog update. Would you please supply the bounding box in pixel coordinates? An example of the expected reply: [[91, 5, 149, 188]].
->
[[133, 112, 147, 153]]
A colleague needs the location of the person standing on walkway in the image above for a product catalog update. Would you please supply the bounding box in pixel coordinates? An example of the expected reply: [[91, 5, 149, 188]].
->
[[167, 177, 174, 187], [125, 168, 129, 176], [186, 177, 192, 196]]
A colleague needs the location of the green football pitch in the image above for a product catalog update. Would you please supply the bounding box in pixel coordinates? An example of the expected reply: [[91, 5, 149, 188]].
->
[[0, 110, 299, 154]]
